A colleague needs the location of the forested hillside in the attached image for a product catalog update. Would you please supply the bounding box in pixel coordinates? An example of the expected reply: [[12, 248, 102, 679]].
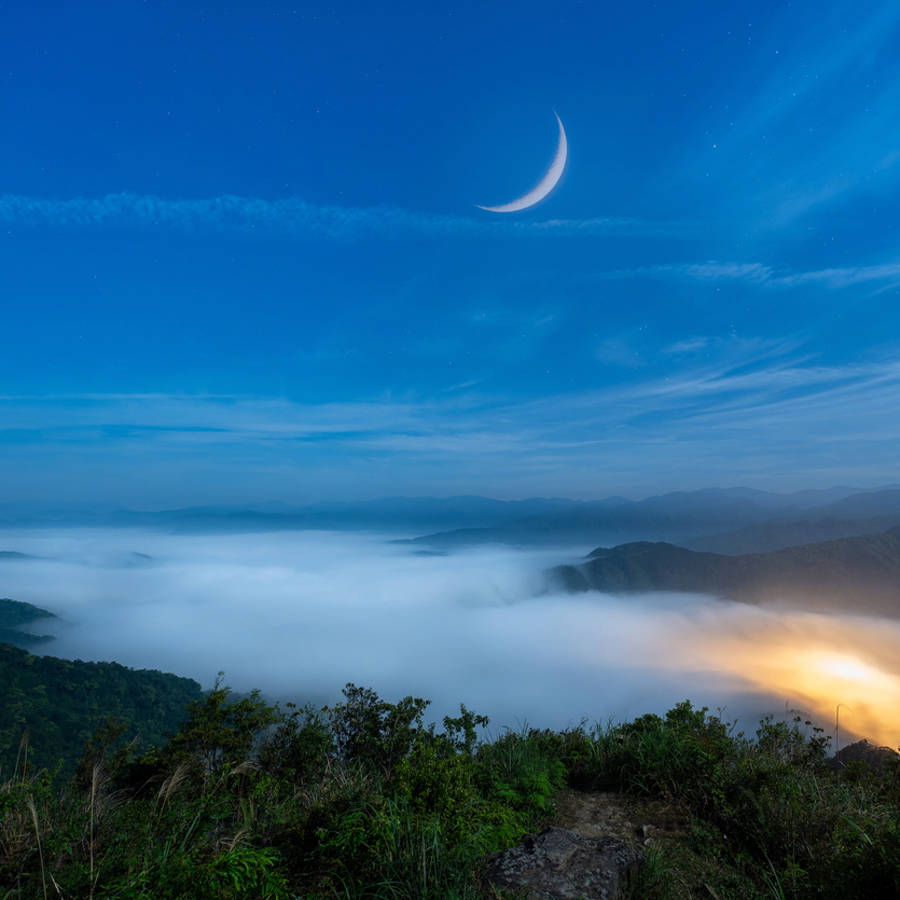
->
[[0, 597, 56, 649], [0, 642, 201, 774]]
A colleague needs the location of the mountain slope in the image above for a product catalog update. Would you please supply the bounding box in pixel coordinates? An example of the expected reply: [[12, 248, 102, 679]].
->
[[682, 489, 900, 554], [0, 597, 56, 648], [549, 526, 900, 615], [684, 515, 900, 555], [0, 642, 201, 774]]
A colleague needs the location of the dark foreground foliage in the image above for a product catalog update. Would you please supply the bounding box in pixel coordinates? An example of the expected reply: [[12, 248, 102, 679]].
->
[[2, 684, 898, 899]]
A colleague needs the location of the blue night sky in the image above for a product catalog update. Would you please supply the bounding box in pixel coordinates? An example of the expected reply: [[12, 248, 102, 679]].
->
[[2, 0, 900, 506]]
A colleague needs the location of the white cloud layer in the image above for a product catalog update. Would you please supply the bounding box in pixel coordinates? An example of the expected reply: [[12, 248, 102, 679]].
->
[[3, 528, 899, 746]]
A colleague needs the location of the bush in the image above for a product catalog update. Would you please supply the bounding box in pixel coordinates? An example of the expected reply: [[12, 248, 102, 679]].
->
[[2, 686, 898, 899]]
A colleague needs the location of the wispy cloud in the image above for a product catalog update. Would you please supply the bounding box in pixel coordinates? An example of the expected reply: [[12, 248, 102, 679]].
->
[[770, 263, 900, 290], [665, 262, 774, 284], [0, 193, 677, 240], [3, 340, 900, 500], [673, 1, 900, 225], [598, 259, 900, 292], [665, 337, 710, 355]]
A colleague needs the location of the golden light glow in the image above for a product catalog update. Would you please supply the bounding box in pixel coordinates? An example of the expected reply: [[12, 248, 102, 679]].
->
[[639, 604, 900, 748], [813, 653, 880, 683]]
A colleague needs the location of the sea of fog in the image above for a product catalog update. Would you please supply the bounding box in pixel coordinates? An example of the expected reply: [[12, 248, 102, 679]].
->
[[2, 527, 900, 747]]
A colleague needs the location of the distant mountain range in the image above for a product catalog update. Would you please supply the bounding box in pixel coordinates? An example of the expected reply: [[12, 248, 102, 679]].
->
[[682, 515, 900, 555], [548, 526, 900, 616], [5, 487, 900, 559], [0, 496, 586, 534], [0, 549, 152, 568], [114, 496, 592, 533], [402, 487, 900, 553]]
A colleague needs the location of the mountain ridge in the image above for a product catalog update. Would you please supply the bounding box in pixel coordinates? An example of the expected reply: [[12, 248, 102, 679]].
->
[[549, 525, 900, 615], [1, 485, 888, 535], [403, 486, 900, 552]]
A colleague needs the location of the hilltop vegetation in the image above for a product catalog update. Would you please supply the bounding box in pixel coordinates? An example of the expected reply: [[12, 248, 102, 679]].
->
[[1, 677, 898, 899]]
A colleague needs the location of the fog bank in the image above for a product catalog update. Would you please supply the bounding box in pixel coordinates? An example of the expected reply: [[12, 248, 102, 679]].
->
[[2, 528, 898, 747]]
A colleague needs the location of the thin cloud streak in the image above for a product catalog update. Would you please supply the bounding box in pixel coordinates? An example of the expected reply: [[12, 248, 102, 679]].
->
[[671, 2, 900, 225], [597, 259, 900, 292], [0, 193, 678, 240]]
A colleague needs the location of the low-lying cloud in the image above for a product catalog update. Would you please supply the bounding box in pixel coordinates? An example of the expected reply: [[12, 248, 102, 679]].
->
[[2, 528, 899, 747]]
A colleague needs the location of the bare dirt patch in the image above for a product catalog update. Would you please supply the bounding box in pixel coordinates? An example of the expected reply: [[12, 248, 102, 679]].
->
[[551, 790, 742, 898], [553, 788, 687, 848]]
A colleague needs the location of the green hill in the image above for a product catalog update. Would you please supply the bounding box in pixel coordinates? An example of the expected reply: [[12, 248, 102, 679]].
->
[[0, 642, 201, 775], [0, 597, 56, 649]]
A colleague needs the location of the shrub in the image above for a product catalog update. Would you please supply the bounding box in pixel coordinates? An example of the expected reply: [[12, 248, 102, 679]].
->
[[2, 686, 899, 899]]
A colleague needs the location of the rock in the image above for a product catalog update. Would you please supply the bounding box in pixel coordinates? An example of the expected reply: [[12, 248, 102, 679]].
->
[[483, 826, 644, 900]]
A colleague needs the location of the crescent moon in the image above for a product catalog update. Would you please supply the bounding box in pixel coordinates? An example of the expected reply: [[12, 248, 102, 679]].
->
[[477, 112, 568, 213]]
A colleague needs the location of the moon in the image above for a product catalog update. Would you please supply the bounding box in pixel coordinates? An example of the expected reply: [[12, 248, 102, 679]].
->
[[477, 112, 568, 213]]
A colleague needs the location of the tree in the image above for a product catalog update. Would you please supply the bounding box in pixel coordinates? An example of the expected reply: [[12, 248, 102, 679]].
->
[[327, 683, 430, 770], [162, 675, 278, 775]]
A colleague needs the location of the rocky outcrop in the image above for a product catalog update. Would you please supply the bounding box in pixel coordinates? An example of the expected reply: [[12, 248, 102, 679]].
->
[[483, 826, 643, 900]]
